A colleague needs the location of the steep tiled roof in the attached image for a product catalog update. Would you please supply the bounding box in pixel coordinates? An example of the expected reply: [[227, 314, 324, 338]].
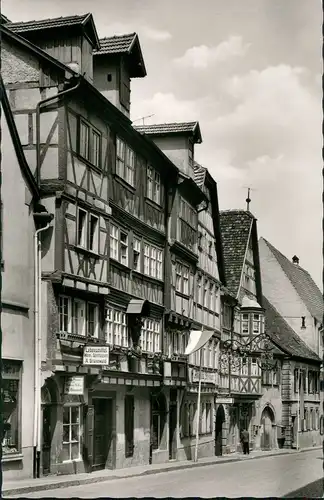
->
[[219, 210, 254, 297], [261, 238, 323, 323], [193, 162, 206, 188], [263, 296, 321, 362], [6, 14, 91, 32], [93, 33, 137, 55]]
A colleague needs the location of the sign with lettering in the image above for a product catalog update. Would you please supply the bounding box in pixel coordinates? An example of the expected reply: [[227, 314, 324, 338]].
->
[[83, 346, 109, 366], [64, 376, 84, 395], [190, 367, 217, 385]]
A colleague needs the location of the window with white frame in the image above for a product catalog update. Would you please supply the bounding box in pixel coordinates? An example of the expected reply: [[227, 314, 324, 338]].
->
[[79, 120, 101, 168], [109, 223, 129, 266], [105, 307, 128, 347], [179, 197, 197, 228], [241, 313, 249, 334], [141, 318, 161, 353], [133, 237, 141, 272], [144, 242, 163, 280], [59, 296, 100, 338], [76, 208, 99, 253], [62, 406, 81, 462], [147, 166, 161, 205], [116, 137, 135, 186], [175, 263, 190, 295], [196, 274, 202, 304], [203, 280, 209, 308], [253, 314, 261, 335]]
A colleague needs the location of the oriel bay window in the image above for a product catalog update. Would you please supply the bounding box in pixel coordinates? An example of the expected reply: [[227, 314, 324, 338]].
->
[[62, 406, 81, 462], [105, 307, 128, 347], [76, 208, 99, 253], [147, 165, 161, 205], [2, 360, 22, 456], [110, 223, 129, 266], [116, 137, 135, 186], [59, 296, 100, 338], [79, 119, 101, 168]]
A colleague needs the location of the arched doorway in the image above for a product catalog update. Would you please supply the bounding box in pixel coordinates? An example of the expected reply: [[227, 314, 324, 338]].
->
[[41, 378, 59, 476], [150, 392, 167, 463], [215, 404, 225, 456], [260, 406, 275, 450]]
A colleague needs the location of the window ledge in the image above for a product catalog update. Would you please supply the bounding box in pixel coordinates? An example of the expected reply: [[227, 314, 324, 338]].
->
[[2, 453, 23, 463], [114, 174, 136, 192], [110, 258, 130, 272], [75, 153, 102, 174], [132, 270, 163, 285], [74, 245, 100, 259], [145, 197, 162, 210]]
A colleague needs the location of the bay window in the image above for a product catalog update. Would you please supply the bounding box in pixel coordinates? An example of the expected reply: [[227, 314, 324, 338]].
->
[[105, 307, 128, 347], [253, 314, 261, 334], [110, 223, 129, 266], [59, 296, 100, 338], [116, 137, 135, 186], [147, 165, 161, 205], [2, 360, 22, 456], [76, 208, 99, 254]]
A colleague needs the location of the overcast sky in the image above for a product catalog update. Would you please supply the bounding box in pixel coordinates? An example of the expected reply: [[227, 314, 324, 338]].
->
[[3, 0, 322, 287]]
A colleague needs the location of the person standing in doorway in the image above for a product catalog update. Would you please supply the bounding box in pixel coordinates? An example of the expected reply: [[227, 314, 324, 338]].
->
[[240, 428, 250, 455]]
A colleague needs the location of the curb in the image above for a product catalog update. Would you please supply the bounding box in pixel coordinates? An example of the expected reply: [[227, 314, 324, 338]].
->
[[2, 446, 321, 496]]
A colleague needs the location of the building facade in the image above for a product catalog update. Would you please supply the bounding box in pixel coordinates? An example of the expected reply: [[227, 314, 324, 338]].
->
[[259, 237, 323, 449]]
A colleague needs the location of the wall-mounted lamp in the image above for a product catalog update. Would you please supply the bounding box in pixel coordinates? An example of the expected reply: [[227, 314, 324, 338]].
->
[[301, 317, 306, 330]]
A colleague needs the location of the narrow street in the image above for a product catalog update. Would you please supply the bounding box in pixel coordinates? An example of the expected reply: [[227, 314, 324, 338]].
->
[[6, 449, 323, 498]]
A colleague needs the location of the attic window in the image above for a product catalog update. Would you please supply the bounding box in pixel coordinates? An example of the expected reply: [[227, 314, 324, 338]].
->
[[107, 73, 112, 82]]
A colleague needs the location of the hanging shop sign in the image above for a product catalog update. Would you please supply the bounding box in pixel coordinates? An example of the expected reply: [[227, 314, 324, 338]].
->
[[64, 376, 84, 395], [190, 367, 217, 385], [83, 346, 109, 366]]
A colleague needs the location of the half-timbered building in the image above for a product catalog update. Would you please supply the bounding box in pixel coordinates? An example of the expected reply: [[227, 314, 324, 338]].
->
[[218, 210, 265, 454], [2, 15, 185, 476]]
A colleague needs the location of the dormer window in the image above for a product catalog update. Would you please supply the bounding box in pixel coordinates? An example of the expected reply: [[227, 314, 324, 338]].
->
[[188, 139, 194, 168]]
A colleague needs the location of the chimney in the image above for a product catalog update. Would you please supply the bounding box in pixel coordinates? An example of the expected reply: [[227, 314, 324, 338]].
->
[[292, 255, 299, 265]]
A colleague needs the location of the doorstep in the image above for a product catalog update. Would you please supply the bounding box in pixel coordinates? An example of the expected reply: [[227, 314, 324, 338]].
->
[[2, 446, 321, 497]]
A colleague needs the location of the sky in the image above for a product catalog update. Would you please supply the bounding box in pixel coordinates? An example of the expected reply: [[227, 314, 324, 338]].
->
[[3, 0, 323, 287]]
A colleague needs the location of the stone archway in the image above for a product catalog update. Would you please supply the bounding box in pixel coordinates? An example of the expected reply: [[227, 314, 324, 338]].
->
[[260, 405, 275, 450], [215, 404, 226, 456]]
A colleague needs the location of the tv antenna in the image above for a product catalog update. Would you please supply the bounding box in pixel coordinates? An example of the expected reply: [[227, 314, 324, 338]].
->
[[132, 114, 155, 125]]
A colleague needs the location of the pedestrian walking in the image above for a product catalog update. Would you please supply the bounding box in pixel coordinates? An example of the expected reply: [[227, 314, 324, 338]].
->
[[240, 428, 250, 455]]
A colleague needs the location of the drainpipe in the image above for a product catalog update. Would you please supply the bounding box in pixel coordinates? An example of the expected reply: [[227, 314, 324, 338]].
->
[[36, 76, 81, 187], [33, 215, 53, 478]]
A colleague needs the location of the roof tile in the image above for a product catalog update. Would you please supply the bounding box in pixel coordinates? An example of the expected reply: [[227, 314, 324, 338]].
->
[[262, 238, 323, 323], [134, 122, 198, 135], [93, 33, 136, 55], [193, 161, 206, 188], [6, 14, 90, 33], [219, 210, 254, 297], [264, 296, 321, 362]]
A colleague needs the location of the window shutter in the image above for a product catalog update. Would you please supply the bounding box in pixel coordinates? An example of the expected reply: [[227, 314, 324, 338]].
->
[[84, 405, 94, 470], [125, 395, 134, 457]]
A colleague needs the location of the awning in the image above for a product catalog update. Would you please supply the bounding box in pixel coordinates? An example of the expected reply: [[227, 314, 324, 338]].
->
[[126, 299, 150, 316], [185, 329, 216, 356]]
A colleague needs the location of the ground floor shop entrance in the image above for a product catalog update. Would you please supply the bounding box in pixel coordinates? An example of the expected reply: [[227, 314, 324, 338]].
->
[[92, 398, 113, 471], [215, 404, 225, 456]]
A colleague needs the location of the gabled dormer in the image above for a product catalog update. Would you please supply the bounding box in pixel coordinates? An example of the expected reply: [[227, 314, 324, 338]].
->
[[93, 33, 146, 118], [134, 122, 202, 178], [6, 13, 100, 82]]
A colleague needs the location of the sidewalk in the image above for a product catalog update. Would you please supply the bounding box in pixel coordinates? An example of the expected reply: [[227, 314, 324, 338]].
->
[[2, 446, 321, 496]]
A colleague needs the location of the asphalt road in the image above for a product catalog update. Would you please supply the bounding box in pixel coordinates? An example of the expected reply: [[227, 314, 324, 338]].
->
[[6, 449, 324, 498]]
